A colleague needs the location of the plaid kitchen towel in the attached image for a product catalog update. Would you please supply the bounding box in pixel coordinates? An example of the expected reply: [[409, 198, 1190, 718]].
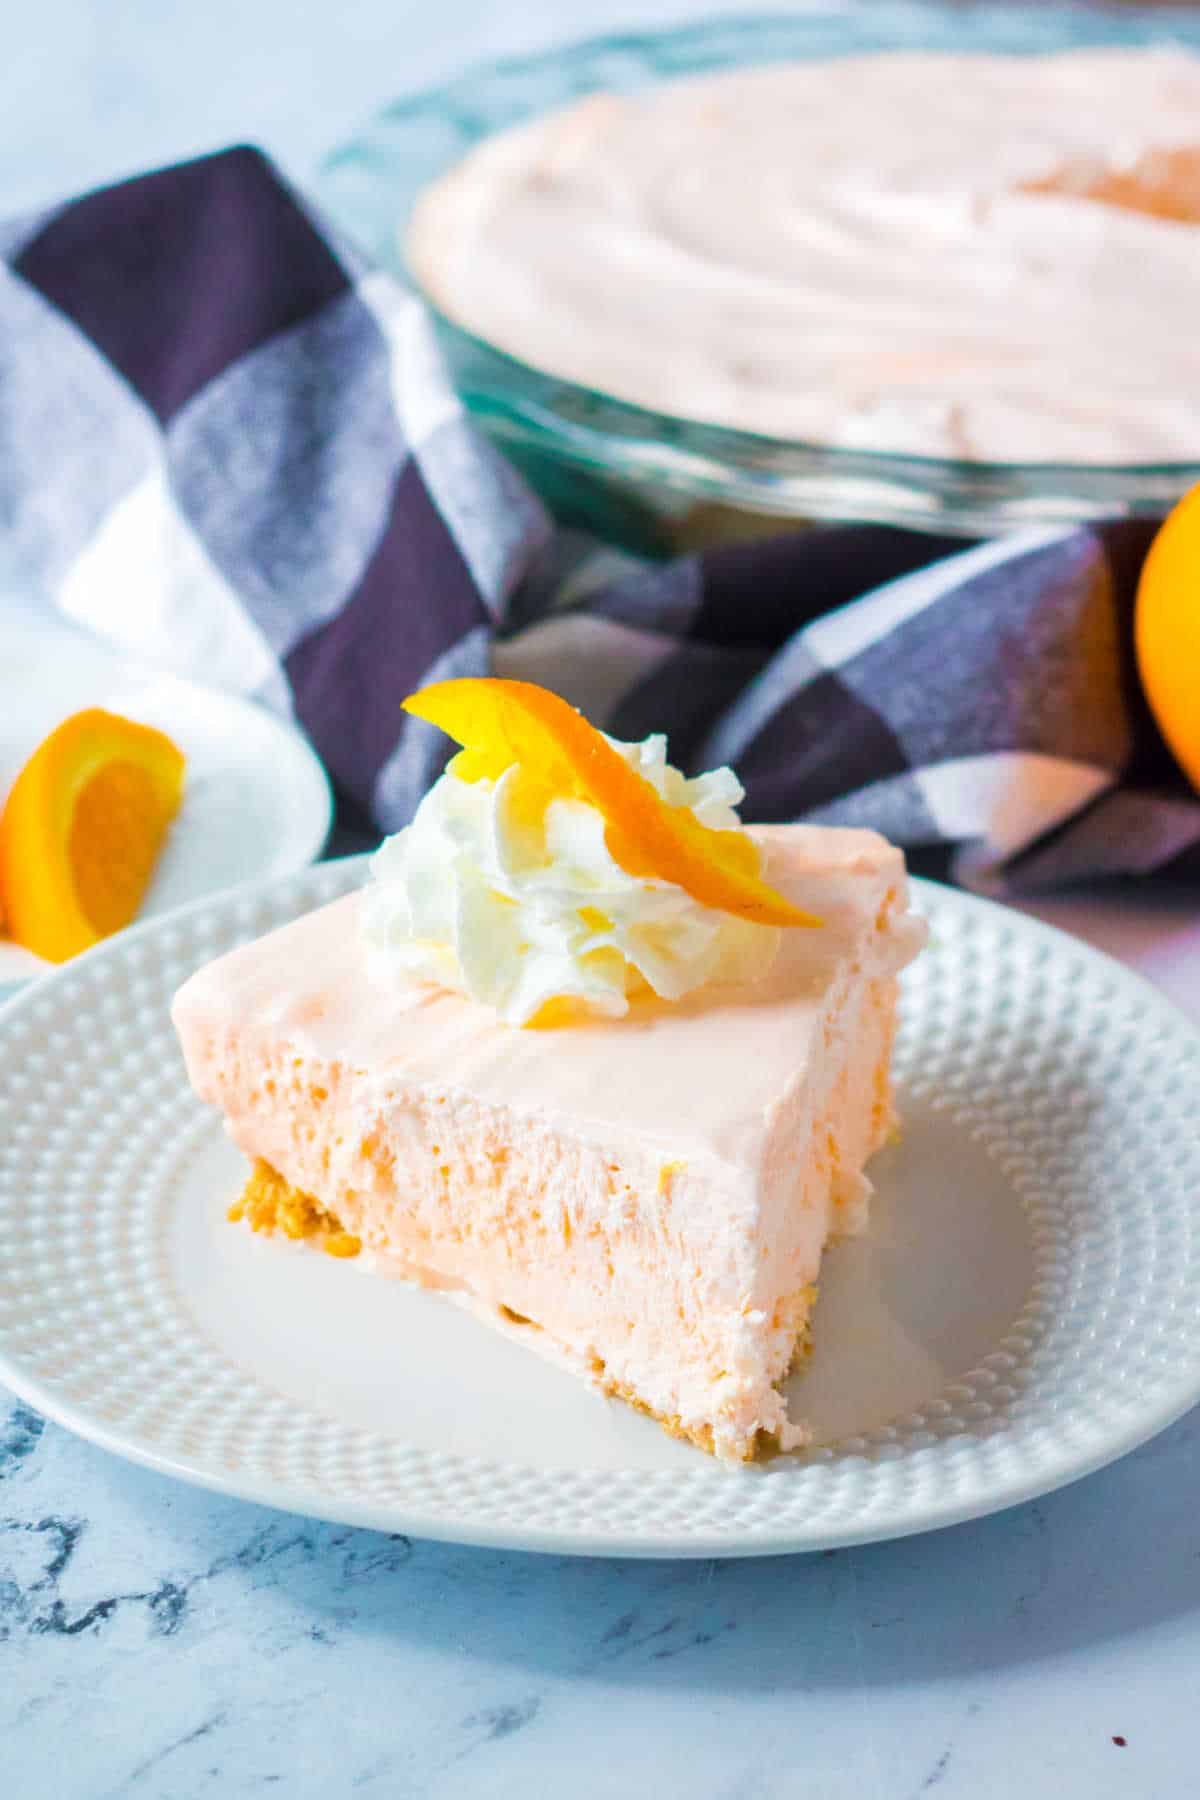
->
[[1, 145, 1197, 890]]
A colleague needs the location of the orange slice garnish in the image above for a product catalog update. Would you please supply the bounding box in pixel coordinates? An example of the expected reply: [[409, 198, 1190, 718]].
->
[[1136, 482, 1200, 793], [403, 677, 819, 929], [0, 707, 185, 963]]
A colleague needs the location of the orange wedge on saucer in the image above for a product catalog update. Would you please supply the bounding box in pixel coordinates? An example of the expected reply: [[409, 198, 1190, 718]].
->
[[1135, 483, 1200, 793], [0, 708, 185, 963], [403, 677, 819, 929]]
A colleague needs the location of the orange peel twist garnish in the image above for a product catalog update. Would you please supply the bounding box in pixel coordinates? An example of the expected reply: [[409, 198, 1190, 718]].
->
[[403, 678, 820, 929]]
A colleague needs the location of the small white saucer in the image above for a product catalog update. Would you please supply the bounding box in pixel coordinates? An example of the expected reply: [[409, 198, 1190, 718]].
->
[[0, 600, 331, 990]]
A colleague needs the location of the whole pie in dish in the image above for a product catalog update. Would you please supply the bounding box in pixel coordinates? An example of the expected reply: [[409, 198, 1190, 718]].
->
[[173, 680, 926, 1459], [407, 48, 1200, 463]]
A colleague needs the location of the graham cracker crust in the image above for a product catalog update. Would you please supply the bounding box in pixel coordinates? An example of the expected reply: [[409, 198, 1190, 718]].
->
[[229, 1158, 362, 1258]]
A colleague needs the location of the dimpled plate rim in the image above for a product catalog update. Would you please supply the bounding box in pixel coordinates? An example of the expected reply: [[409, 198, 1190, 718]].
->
[[1, 857, 1199, 1559]]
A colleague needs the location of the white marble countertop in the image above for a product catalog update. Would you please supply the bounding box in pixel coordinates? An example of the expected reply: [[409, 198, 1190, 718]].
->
[[4, 4, 1200, 1795]]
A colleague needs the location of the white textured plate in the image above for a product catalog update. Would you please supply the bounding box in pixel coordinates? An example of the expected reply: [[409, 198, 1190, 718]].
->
[[0, 598, 332, 992], [1, 859, 1199, 1558]]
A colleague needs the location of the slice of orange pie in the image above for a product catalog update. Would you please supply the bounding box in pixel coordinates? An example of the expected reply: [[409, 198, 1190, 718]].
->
[[173, 680, 925, 1459]]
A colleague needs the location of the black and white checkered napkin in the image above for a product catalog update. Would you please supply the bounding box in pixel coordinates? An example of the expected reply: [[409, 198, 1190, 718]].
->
[[3, 146, 1198, 889]]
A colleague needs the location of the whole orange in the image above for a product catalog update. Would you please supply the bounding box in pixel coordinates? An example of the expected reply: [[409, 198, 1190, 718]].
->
[[1135, 484, 1200, 793]]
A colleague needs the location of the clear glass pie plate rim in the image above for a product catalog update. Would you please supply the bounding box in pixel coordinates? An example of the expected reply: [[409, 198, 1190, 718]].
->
[[316, 2, 1200, 533]]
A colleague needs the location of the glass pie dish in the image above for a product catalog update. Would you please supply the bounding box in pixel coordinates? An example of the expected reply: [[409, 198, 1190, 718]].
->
[[318, 3, 1200, 550]]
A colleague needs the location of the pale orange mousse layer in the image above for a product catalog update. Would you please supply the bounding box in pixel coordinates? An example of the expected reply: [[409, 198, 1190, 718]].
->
[[172, 825, 925, 1460]]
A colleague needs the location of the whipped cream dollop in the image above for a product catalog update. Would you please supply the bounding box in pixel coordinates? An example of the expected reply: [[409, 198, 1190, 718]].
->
[[362, 734, 780, 1026]]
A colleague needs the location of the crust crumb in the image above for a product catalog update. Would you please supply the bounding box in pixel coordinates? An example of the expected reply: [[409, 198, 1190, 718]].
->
[[231, 1158, 361, 1258]]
